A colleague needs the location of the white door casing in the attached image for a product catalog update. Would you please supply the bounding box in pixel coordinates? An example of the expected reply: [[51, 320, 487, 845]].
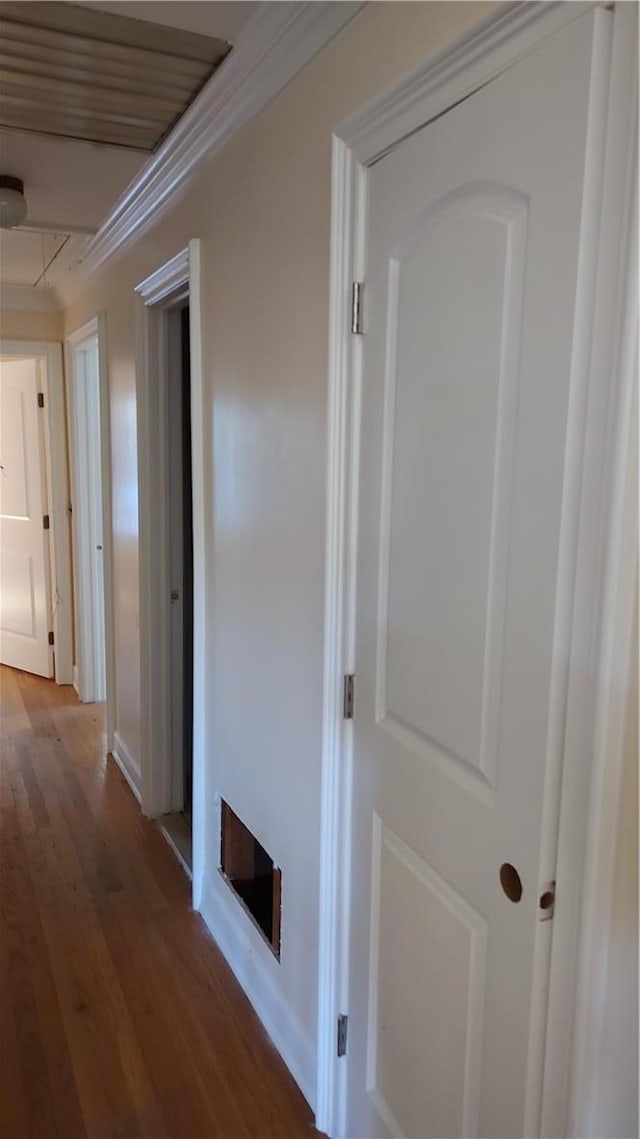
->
[[135, 241, 207, 907], [0, 341, 72, 685], [317, 4, 637, 1138], [0, 356, 53, 677], [67, 316, 116, 748]]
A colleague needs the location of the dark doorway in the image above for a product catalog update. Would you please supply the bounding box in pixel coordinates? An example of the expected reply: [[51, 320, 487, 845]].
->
[[162, 300, 194, 871], [181, 305, 194, 824]]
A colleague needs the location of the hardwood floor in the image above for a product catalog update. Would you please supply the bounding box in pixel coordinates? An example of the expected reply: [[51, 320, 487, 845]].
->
[[0, 667, 320, 1139]]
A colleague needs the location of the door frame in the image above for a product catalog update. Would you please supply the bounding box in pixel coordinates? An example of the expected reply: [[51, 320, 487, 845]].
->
[[0, 338, 73, 684], [66, 318, 112, 728], [135, 240, 206, 906], [316, 3, 638, 1136]]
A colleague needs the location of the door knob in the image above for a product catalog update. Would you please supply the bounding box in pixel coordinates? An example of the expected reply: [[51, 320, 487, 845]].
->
[[500, 862, 523, 903], [170, 589, 180, 602]]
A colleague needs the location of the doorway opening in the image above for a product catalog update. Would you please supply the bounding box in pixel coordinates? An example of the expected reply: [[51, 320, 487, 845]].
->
[[135, 242, 205, 904], [162, 301, 194, 872], [67, 317, 115, 752], [0, 354, 54, 678], [0, 341, 72, 684]]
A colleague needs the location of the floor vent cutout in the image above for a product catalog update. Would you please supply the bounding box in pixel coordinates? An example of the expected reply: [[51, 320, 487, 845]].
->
[[219, 799, 281, 959]]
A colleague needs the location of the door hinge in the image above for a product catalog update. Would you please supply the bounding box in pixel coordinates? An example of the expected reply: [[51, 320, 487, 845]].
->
[[351, 281, 364, 335], [343, 673, 355, 720], [37, 392, 45, 408], [48, 631, 54, 646], [337, 1014, 348, 1058], [43, 514, 50, 530]]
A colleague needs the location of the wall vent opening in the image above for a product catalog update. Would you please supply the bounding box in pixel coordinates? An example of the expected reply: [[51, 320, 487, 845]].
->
[[219, 799, 281, 959]]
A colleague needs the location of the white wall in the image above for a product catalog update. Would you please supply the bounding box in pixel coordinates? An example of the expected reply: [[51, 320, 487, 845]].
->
[[0, 307, 64, 341], [57, 0, 639, 1119], [63, 4, 496, 1099]]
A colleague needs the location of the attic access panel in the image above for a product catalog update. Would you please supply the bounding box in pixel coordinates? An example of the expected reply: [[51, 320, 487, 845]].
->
[[0, 1, 230, 150], [0, 227, 69, 286], [220, 800, 282, 959]]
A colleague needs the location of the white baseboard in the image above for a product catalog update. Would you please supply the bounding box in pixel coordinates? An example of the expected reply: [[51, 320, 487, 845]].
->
[[73, 664, 80, 698], [111, 731, 142, 802], [200, 873, 316, 1113]]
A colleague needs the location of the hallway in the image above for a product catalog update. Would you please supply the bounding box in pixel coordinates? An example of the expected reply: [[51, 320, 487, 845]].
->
[[0, 667, 319, 1139]]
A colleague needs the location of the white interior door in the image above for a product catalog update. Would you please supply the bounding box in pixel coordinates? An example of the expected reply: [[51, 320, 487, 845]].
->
[[86, 343, 106, 702], [0, 357, 52, 677], [70, 338, 106, 703], [346, 10, 610, 1139]]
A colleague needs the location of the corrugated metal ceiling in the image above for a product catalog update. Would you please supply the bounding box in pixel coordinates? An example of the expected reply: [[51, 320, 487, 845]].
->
[[0, 1, 230, 151]]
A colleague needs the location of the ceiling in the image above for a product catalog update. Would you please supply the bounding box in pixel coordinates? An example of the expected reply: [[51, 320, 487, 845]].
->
[[0, 2, 231, 151], [79, 2, 258, 44], [0, 0, 258, 296], [0, 228, 70, 287]]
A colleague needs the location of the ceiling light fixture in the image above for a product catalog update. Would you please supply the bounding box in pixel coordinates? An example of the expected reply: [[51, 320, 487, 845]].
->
[[0, 176, 28, 229]]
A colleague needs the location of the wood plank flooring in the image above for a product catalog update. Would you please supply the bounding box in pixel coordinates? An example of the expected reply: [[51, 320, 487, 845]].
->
[[0, 666, 320, 1139]]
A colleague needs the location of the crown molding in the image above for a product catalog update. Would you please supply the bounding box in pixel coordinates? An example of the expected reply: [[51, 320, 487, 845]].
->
[[339, 0, 597, 162], [135, 246, 190, 306], [76, 1, 364, 278]]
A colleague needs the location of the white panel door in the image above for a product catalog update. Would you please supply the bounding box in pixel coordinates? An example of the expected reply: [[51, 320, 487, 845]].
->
[[70, 339, 106, 702], [0, 357, 52, 677], [85, 342, 106, 702], [346, 11, 610, 1139]]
